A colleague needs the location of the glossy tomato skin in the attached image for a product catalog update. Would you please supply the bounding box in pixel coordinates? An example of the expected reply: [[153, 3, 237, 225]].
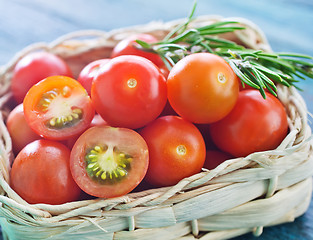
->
[[167, 52, 239, 124], [77, 59, 110, 95], [23, 76, 95, 140], [209, 90, 288, 157], [10, 140, 81, 204], [139, 115, 206, 187], [111, 33, 164, 68], [70, 126, 149, 198], [6, 103, 41, 155], [11, 52, 72, 104], [91, 55, 167, 129]]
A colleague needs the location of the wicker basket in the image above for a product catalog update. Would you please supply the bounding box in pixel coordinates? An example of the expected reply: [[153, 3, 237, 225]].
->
[[0, 16, 312, 240]]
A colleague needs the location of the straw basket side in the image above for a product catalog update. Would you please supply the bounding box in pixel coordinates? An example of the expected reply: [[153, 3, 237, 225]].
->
[[0, 16, 312, 240]]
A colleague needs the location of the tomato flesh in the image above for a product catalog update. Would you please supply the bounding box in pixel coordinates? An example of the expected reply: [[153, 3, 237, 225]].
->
[[23, 76, 95, 140], [70, 126, 149, 198]]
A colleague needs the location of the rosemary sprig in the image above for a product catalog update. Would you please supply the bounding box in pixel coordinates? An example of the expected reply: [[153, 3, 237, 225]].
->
[[136, 2, 313, 98]]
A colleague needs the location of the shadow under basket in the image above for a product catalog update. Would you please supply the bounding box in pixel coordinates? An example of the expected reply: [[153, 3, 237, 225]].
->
[[0, 16, 312, 240]]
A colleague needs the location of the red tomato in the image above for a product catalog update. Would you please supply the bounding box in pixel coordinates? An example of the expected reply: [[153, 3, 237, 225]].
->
[[111, 33, 164, 68], [139, 116, 206, 187], [167, 52, 239, 124], [203, 150, 233, 170], [6, 103, 41, 154], [209, 90, 288, 157], [11, 52, 72, 103], [77, 59, 110, 95], [10, 140, 81, 204], [91, 55, 167, 129], [23, 76, 95, 140], [70, 126, 149, 198]]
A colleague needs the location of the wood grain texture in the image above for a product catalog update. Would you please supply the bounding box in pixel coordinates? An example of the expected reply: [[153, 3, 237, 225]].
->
[[0, 0, 312, 239]]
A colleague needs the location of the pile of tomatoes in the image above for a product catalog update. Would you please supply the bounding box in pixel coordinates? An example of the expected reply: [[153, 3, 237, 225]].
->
[[6, 33, 289, 205]]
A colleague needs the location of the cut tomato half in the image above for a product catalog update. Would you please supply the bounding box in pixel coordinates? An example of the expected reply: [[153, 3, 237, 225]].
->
[[23, 76, 95, 140], [70, 126, 149, 198]]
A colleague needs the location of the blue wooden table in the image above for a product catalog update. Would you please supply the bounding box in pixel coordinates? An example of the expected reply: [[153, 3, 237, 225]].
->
[[0, 0, 312, 239]]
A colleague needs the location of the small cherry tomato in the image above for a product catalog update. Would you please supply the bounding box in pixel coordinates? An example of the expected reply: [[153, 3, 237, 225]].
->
[[167, 52, 239, 124], [209, 90, 289, 157], [23, 76, 95, 140], [77, 59, 110, 95], [111, 33, 164, 68], [139, 116, 206, 187], [11, 52, 72, 103], [91, 55, 167, 129], [6, 103, 41, 154], [70, 126, 149, 198], [10, 140, 81, 204]]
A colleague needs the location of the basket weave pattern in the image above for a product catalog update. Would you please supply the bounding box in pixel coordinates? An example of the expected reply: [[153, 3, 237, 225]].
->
[[0, 16, 312, 240]]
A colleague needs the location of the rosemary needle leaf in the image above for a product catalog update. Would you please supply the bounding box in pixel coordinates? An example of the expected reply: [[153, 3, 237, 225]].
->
[[155, 43, 187, 52], [166, 29, 199, 44], [197, 21, 243, 31], [199, 42, 214, 53], [278, 52, 313, 59], [163, 0, 197, 41], [228, 60, 260, 89], [135, 39, 151, 49], [294, 66, 313, 79], [258, 71, 277, 89], [284, 58, 313, 68], [263, 81, 278, 97], [204, 36, 238, 45], [241, 67, 266, 98], [251, 63, 284, 83], [258, 56, 295, 72], [200, 27, 245, 35]]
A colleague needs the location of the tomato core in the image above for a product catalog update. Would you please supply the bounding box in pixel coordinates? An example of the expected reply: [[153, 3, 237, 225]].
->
[[85, 144, 132, 184], [127, 78, 137, 88], [218, 72, 226, 83], [176, 145, 187, 156], [37, 87, 84, 129]]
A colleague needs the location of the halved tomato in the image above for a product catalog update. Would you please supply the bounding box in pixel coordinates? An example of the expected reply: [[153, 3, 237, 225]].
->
[[23, 76, 95, 140], [70, 126, 149, 198]]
